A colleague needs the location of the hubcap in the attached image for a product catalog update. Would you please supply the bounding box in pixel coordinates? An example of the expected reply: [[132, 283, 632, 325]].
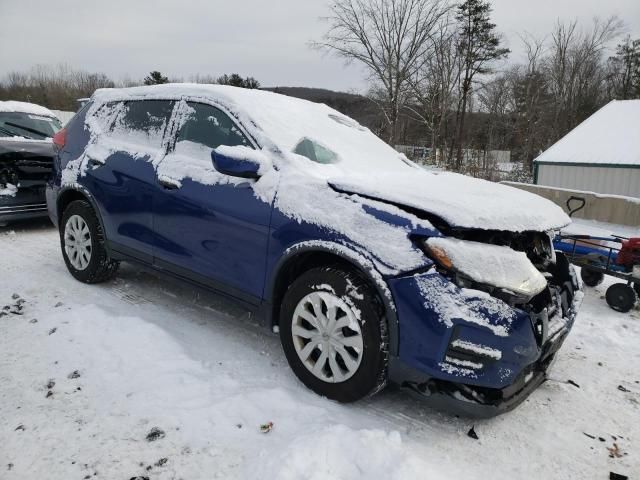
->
[[64, 215, 92, 271], [291, 291, 364, 383]]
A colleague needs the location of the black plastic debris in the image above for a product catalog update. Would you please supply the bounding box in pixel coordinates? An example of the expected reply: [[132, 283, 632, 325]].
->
[[617, 385, 630, 393], [14, 424, 24, 432], [467, 426, 479, 440], [129, 477, 149, 480], [68, 370, 81, 379], [154, 458, 168, 467], [48, 328, 57, 335], [583, 432, 596, 439], [145, 427, 165, 442], [46, 391, 53, 398], [46, 380, 55, 389], [610, 472, 628, 480], [567, 379, 580, 388]]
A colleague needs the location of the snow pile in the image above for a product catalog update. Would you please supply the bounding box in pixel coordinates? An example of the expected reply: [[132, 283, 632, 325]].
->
[[0, 182, 18, 197], [426, 237, 547, 297], [1, 227, 639, 479], [0, 100, 58, 118], [535, 100, 640, 166], [259, 425, 441, 480]]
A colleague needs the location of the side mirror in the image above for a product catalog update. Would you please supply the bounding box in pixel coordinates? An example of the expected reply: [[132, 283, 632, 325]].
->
[[211, 147, 269, 179]]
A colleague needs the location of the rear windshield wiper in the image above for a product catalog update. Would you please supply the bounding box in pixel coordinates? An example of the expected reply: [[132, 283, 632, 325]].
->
[[4, 122, 51, 139]]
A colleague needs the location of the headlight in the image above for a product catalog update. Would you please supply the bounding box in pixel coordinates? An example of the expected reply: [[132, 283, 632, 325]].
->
[[424, 237, 547, 302]]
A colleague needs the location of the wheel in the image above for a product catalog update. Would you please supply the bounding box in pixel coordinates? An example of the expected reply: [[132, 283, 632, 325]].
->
[[60, 200, 119, 283], [279, 266, 388, 403], [580, 268, 604, 287], [605, 283, 637, 313]]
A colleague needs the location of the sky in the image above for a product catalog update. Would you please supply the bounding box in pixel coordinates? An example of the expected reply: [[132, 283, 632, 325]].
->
[[1, 0, 639, 93]]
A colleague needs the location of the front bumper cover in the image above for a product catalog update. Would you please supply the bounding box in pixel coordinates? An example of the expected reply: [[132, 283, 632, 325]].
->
[[387, 256, 582, 417]]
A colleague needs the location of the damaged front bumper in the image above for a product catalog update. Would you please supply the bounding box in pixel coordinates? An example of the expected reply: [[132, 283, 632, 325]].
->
[[387, 253, 583, 417]]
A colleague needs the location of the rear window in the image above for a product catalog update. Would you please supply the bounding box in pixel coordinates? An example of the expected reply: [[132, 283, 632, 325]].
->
[[0, 112, 61, 140]]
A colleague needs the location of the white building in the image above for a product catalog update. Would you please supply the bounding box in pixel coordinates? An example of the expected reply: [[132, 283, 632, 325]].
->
[[534, 100, 640, 198]]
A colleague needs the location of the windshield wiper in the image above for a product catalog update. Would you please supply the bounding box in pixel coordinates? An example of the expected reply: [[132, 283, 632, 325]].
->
[[4, 122, 51, 139], [0, 126, 22, 137]]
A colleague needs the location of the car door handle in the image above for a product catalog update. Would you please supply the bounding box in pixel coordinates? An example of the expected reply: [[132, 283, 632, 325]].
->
[[158, 176, 181, 190], [87, 156, 105, 169]]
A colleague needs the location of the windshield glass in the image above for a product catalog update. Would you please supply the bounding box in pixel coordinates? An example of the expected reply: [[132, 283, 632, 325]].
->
[[0, 112, 62, 139]]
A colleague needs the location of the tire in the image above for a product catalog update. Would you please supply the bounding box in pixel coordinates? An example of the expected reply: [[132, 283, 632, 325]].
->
[[580, 268, 604, 287], [605, 283, 637, 313], [60, 200, 119, 283], [634, 283, 640, 298], [279, 266, 388, 403]]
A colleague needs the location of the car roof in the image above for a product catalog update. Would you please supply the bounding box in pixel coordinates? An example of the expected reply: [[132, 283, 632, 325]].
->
[[0, 100, 58, 118]]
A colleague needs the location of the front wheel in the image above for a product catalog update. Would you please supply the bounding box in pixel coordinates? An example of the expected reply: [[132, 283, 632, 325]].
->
[[279, 266, 388, 402], [60, 200, 119, 283]]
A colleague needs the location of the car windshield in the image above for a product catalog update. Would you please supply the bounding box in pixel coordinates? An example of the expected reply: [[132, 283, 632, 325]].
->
[[0, 112, 62, 140]]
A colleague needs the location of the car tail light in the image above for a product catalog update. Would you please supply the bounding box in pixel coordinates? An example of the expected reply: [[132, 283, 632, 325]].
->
[[52, 128, 67, 149]]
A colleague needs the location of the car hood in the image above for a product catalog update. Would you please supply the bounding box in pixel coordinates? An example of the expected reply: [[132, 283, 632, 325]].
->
[[328, 169, 570, 233]]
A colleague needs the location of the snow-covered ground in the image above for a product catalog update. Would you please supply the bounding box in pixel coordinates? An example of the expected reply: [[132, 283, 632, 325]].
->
[[1, 221, 638, 480]]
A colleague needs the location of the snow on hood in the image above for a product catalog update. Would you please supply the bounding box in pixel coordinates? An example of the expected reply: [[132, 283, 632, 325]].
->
[[0, 100, 58, 118], [329, 170, 571, 232]]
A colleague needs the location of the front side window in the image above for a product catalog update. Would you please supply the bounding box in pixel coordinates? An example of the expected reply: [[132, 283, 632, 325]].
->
[[176, 102, 251, 150], [110, 100, 175, 149], [0, 112, 61, 140]]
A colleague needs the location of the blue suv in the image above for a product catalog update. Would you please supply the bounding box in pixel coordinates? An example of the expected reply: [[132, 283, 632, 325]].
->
[[48, 84, 582, 416]]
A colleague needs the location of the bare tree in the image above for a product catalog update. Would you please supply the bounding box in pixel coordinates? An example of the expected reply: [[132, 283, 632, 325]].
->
[[316, 0, 451, 144], [406, 13, 461, 164], [545, 16, 624, 136]]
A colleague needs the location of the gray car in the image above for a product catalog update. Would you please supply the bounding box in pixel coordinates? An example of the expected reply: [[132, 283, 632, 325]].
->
[[0, 101, 61, 225]]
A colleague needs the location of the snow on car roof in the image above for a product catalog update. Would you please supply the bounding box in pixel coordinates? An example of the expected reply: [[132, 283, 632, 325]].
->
[[91, 83, 409, 172], [535, 99, 640, 166], [0, 100, 58, 118]]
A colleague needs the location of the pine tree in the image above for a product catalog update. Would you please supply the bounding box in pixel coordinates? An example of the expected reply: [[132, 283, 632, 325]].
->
[[451, 0, 509, 169], [143, 71, 169, 85]]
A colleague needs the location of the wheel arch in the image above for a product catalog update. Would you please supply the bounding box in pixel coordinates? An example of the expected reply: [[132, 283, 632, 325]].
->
[[57, 186, 107, 240], [266, 241, 400, 356]]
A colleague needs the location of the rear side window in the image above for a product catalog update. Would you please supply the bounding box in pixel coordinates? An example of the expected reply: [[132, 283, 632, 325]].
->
[[176, 102, 251, 150], [110, 100, 175, 149]]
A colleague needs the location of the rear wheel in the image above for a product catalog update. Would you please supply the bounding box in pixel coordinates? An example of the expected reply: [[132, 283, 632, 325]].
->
[[60, 200, 119, 283], [279, 266, 388, 403], [605, 283, 637, 313], [580, 268, 604, 287]]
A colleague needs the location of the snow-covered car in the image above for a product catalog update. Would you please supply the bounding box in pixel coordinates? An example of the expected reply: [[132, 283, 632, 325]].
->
[[0, 101, 62, 224], [47, 84, 582, 416]]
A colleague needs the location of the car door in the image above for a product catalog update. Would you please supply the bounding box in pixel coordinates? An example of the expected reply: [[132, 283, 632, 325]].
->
[[152, 101, 272, 303], [82, 100, 175, 262]]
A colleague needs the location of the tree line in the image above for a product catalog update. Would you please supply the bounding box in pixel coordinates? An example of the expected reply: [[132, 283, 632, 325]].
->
[[0, 67, 260, 111], [318, 0, 639, 178]]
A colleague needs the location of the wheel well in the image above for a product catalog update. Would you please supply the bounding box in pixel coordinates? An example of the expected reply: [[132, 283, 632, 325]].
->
[[57, 189, 89, 222], [270, 251, 375, 328]]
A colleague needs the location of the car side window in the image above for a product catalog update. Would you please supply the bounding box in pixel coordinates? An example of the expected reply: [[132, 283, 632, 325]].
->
[[176, 102, 251, 150], [110, 100, 175, 149]]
